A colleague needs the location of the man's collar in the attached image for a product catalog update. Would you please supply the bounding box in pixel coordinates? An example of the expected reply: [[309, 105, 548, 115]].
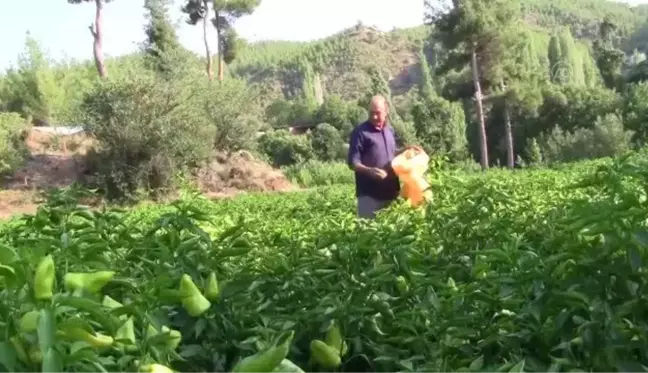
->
[[365, 120, 390, 131]]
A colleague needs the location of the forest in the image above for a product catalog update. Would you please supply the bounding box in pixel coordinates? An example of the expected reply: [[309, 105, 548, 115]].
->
[[1, 0, 648, 198]]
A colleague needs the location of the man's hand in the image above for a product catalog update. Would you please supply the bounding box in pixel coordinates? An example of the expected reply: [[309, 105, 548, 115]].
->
[[405, 145, 423, 152], [367, 167, 388, 180], [396, 145, 423, 156], [352, 163, 387, 180]]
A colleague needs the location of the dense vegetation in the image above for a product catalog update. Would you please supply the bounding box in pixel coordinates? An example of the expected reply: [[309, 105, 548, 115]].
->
[[1, 0, 648, 198], [2, 151, 648, 372], [4, 1, 648, 372]]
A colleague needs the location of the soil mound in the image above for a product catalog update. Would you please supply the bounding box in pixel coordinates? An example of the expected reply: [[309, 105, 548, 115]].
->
[[196, 151, 297, 198]]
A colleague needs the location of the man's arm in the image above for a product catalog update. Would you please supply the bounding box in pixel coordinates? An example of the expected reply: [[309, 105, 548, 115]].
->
[[347, 129, 367, 172], [348, 129, 383, 178]]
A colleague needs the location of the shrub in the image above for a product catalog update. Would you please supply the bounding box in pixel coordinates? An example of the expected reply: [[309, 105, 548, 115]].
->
[[539, 114, 633, 164], [311, 123, 346, 161], [0, 112, 28, 175], [202, 79, 266, 152], [80, 73, 214, 200], [258, 130, 315, 167]]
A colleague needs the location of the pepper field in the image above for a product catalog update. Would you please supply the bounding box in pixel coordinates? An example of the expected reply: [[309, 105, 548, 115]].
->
[[2, 151, 648, 372]]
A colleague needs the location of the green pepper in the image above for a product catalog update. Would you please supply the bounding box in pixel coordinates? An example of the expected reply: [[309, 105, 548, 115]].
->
[[325, 322, 343, 352], [310, 339, 341, 369], [102, 295, 123, 309], [146, 324, 158, 339], [33, 255, 55, 300], [64, 271, 115, 293], [179, 274, 211, 317], [146, 324, 181, 350], [204, 272, 219, 300], [232, 331, 294, 372], [140, 363, 174, 373], [447, 277, 458, 292], [60, 327, 114, 348], [102, 295, 136, 349], [396, 275, 409, 294], [19, 310, 40, 333], [161, 326, 182, 350], [115, 316, 136, 345], [272, 359, 304, 373]]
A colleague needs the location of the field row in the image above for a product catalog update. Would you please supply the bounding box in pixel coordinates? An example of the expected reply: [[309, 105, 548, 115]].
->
[[1, 153, 648, 372]]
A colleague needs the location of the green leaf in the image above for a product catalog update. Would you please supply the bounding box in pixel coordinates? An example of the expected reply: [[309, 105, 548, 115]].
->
[[41, 348, 63, 372], [0, 342, 17, 372], [508, 359, 525, 373], [37, 308, 56, 355], [469, 355, 484, 370]]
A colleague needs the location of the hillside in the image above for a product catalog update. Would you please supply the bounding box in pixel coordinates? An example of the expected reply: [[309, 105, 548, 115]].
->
[[224, 0, 648, 103]]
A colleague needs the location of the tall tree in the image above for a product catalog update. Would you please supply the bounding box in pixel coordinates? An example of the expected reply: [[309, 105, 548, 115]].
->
[[426, 0, 520, 170], [182, 0, 214, 80], [144, 0, 182, 76], [212, 0, 260, 81], [593, 18, 625, 91], [67, 0, 112, 78], [548, 34, 564, 84], [182, 0, 261, 81], [497, 29, 544, 168], [558, 27, 584, 85]]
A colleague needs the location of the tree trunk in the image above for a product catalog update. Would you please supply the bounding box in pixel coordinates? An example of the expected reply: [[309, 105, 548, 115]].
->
[[201, 0, 213, 81], [214, 11, 224, 81], [503, 98, 514, 169], [203, 17, 213, 80], [470, 47, 488, 170], [89, 0, 107, 78]]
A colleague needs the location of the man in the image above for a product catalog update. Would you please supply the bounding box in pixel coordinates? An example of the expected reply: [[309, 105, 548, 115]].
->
[[347, 95, 419, 219]]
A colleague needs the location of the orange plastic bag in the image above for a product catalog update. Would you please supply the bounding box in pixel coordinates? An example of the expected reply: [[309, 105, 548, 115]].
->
[[391, 148, 432, 207]]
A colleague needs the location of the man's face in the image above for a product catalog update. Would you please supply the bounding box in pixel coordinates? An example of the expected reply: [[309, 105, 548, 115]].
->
[[369, 103, 388, 128]]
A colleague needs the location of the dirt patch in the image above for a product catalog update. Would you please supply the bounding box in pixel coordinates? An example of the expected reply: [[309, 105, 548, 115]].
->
[[1, 131, 296, 219], [25, 129, 95, 156], [195, 150, 297, 198], [0, 190, 39, 219]]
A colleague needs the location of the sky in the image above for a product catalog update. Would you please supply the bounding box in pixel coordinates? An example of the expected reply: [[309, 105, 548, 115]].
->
[[0, 0, 425, 71]]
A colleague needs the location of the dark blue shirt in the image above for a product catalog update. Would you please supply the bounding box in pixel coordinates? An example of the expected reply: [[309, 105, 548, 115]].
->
[[347, 121, 400, 201]]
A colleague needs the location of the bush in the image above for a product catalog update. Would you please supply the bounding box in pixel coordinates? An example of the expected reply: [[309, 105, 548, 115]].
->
[[80, 73, 214, 200], [311, 123, 345, 161], [202, 79, 266, 152], [0, 112, 28, 175], [411, 95, 468, 162], [258, 130, 315, 167], [283, 160, 353, 187], [539, 114, 633, 164]]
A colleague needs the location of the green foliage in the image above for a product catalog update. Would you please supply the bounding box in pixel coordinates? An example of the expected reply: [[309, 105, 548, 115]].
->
[[5, 152, 648, 371], [538, 113, 633, 163], [143, 0, 183, 78], [315, 95, 364, 138], [80, 73, 214, 200], [282, 160, 353, 187], [623, 81, 648, 143], [310, 123, 345, 162], [258, 130, 314, 167], [532, 84, 620, 136], [0, 35, 88, 124], [558, 27, 585, 85], [201, 78, 266, 152], [265, 99, 316, 128], [411, 95, 468, 161], [524, 137, 544, 165], [0, 112, 28, 175]]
